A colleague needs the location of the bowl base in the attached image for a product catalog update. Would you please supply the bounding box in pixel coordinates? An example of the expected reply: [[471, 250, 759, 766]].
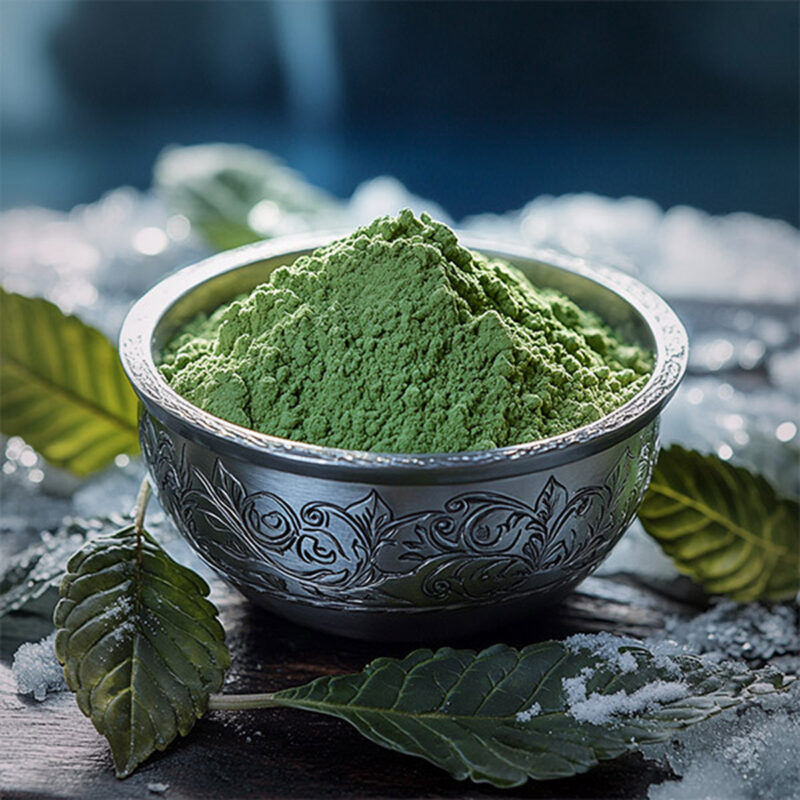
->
[[238, 585, 575, 641]]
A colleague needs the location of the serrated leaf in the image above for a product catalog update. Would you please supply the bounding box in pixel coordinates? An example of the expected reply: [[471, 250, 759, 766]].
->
[[269, 640, 790, 788], [0, 516, 126, 619], [54, 524, 230, 777], [0, 289, 140, 476], [638, 446, 800, 602], [154, 143, 342, 250]]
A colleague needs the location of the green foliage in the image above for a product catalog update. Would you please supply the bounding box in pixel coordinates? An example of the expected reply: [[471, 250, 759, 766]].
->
[[153, 143, 341, 250], [0, 288, 140, 475], [269, 641, 789, 787], [54, 525, 230, 777], [638, 446, 800, 602], [49, 512, 792, 784]]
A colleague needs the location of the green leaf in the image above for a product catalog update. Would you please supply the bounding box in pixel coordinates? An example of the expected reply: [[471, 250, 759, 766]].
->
[[638, 446, 800, 602], [268, 640, 790, 787], [54, 524, 230, 777], [154, 143, 343, 250], [0, 289, 140, 476]]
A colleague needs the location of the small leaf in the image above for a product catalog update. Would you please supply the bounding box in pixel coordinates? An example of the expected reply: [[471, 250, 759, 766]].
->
[[638, 446, 800, 602], [269, 640, 790, 787], [347, 490, 393, 533], [154, 143, 342, 250], [0, 289, 140, 476], [533, 476, 569, 525], [54, 525, 230, 777]]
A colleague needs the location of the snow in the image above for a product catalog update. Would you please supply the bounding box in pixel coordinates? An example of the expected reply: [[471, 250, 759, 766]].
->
[[654, 601, 800, 664], [349, 177, 453, 228], [637, 607, 800, 800], [560, 634, 691, 727], [562, 666, 688, 726], [514, 703, 541, 722], [564, 631, 684, 679], [12, 632, 66, 701], [464, 195, 800, 305], [643, 682, 800, 800], [10, 595, 137, 702], [648, 756, 749, 800], [564, 631, 641, 673]]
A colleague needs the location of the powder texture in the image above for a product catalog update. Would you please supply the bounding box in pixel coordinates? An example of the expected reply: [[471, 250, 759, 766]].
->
[[160, 210, 652, 452]]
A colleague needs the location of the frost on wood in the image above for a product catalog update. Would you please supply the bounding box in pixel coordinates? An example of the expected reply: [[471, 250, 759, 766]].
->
[[658, 600, 800, 664], [12, 631, 67, 701]]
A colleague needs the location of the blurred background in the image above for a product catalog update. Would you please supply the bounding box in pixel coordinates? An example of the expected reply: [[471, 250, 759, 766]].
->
[[1, 0, 797, 222]]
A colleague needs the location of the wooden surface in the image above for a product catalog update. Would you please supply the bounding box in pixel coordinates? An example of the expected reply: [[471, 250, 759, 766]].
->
[[0, 574, 698, 800]]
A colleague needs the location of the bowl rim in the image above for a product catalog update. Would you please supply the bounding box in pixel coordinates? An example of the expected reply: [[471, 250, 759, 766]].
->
[[119, 231, 688, 477]]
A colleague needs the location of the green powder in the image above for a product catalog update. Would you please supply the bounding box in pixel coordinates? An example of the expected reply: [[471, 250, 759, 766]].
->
[[160, 210, 653, 452]]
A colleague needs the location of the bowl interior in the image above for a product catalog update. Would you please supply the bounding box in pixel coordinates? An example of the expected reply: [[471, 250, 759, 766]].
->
[[151, 247, 655, 363], [120, 233, 687, 477]]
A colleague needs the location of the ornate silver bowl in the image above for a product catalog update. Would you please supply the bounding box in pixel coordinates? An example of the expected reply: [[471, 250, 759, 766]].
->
[[120, 233, 687, 640]]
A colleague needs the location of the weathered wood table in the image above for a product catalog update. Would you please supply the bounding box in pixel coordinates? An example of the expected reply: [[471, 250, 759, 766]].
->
[[0, 573, 696, 800]]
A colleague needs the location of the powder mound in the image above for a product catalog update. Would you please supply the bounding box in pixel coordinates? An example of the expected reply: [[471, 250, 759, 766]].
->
[[160, 210, 652, 452]]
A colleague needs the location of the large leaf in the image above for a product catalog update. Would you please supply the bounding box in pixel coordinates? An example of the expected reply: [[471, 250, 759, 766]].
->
[[154, 143, 342, 250], [265, 640, 789, 788], [0, 289, 140, 475], [54, 525, 230, 777], [638, 446, 799, 602]]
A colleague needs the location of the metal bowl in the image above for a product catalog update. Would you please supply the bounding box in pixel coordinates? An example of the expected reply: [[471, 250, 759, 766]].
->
[[119, 233, 687, 640]]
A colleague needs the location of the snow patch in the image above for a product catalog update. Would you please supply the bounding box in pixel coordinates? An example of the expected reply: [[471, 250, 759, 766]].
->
[[12, 631, 67, 701], [563, 666, 688, 725], [643, 682, 800, 800], [514, 703, 542, 723], [563, 631, 641, 673], [655, 600, 800, 664]]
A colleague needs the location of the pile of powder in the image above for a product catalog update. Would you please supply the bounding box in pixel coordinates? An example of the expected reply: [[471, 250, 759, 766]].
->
[[160, 210, 652, 452]]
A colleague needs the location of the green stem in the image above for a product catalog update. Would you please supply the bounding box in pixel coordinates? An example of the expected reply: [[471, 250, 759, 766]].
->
[[134, 476, 152, 534], [132, 476, 152, 613], [208, 692, 281, 711]]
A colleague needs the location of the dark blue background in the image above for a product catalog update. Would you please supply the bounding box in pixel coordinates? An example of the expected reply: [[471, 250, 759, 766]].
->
[[2, 1, 797, 222]]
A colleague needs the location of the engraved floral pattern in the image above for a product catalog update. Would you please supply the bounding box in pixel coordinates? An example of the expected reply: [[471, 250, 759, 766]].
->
[[140, 415, 197, 538], [141, 413, 658, 610]]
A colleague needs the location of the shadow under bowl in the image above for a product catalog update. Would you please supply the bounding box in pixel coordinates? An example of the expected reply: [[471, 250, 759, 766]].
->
[[119, 233, 687, 640]]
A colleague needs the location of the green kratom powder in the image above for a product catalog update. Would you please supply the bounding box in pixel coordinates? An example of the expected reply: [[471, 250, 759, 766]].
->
[[160, 211, 653, 452]]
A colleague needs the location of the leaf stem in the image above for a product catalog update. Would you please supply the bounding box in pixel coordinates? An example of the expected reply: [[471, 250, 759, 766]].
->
[[134, 476, 152, 534], [208, 692, 280, 711]]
